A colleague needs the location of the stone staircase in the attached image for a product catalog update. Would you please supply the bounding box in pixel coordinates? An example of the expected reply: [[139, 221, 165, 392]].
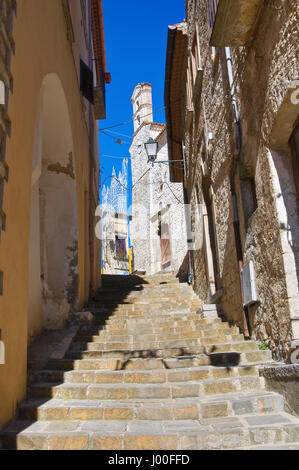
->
[[1, 273, 299, 450]]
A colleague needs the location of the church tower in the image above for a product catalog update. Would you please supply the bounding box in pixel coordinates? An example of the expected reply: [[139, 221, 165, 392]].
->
[[131, 83, 153, 133]]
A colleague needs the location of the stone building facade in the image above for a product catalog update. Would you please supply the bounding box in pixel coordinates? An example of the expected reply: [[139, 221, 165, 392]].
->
[[165, 0, 299, 362], [101, 159, 130, 274], [0, 0, 110, 428], [130, 83, 188, 275]]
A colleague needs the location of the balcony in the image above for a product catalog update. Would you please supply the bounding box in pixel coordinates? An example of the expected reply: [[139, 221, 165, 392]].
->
[[208, 0, 263, 47]]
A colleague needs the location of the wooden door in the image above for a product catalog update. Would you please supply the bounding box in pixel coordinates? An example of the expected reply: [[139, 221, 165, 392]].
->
[[160, 221, 171, 271]]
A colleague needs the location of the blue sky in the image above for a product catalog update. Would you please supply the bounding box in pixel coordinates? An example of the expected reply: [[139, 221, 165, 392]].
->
[[98, 0, 186, 211]]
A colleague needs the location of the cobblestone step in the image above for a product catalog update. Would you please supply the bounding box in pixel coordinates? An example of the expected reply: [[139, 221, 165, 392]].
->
[[18, 391, 285, 422], [2, 414, 299, 450]]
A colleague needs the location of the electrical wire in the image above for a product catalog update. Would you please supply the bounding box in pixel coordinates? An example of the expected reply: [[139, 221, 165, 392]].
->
[[101, 154, 131, 160], [100, 130, 132, 145], [101, 168, 151, 191], [160, 180, 184, 205], [100, 129, 133, 140], [98, 99, 181, 131]]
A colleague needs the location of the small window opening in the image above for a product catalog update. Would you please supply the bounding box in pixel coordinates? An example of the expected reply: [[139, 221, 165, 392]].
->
[[240, 178, 258, 224]]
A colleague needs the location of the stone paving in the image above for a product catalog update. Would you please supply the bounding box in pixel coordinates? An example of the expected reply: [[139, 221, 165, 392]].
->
[[1, 273, 299, 450]]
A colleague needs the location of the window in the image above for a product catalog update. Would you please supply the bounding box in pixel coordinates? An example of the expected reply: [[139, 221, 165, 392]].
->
[[191, 26, 202, 84], [289, 122, 299, 200], [240, 178, 258, 224], [80, 59, 94, 104], [115, 236, 127, 260], [186, 57, 193, 110], [207, 0, 219, 63], [211, 46, 217, 62]]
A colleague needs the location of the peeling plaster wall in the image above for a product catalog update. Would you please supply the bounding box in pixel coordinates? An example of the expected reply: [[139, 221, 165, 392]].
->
[[184, 0, 299, 360], [28, 74, 79, 333], [0, 0, 99, 428]]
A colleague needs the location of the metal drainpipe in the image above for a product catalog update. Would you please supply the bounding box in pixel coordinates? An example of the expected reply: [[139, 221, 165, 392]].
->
[[88, 0, 95, 299], [225, 47, 250, 338]]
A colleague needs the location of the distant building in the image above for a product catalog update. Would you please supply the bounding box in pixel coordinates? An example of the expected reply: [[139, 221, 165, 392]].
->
[[129, 83, 188, 275], [101, 160, 130, 274]]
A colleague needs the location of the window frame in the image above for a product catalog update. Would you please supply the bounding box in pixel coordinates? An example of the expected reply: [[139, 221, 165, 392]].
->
[[190, 25, 202, 85]]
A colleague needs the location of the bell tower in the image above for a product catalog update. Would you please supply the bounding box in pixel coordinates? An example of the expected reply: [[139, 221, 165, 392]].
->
[[131, 83, 153, 133]]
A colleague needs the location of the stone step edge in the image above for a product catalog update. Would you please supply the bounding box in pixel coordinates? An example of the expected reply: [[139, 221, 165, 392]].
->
[[19, 389, 285, 406], [1, 415, 298, 450], [68, 339, 257, 353], [65, 343, 265, 358], [18, 391, 286, 419], [86, 329, 240, 340], [30, 375, 265, 392], [79, 336, 244, 348], [32, 361, 277, 378], [45, 354, 273, 371]]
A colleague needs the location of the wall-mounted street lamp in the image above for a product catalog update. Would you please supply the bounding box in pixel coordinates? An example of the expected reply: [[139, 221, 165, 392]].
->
[[144, 138, 184, 166], [144, 138, 159, 163]]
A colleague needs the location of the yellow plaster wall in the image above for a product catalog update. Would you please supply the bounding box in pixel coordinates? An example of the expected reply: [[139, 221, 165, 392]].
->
[[0, 0, 99, 428]]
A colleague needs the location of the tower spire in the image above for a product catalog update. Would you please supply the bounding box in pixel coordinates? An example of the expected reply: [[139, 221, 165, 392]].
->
[[131, 83, 153, 133]]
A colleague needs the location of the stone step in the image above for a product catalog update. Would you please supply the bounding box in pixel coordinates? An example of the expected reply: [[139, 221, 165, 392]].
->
[[32, 363, 262, 386], [96, 312, 201, 322], [240, 443, 299, 450], [86, 327, 239, 343], [18, 391, 285, 422], [103, 318, 226, 331], [112, 298, 202, 306], [106, 306, 203, 315], [74, 334, 246, 352], [105, 299, 199, 308], [75, 326, 238, 343], [110, 299, 201, 306], [139, 278, 181, 285], [2, 413, 299, 450], [29, 376, 266, 400], [47, 350, 273, 371], [104, 316, 224, 328], [102, 311, 203, 320], [65, 341, 262, 360]]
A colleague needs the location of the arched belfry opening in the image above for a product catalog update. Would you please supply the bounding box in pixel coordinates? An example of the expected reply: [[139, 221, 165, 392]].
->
[[28, 74, 78, 341]]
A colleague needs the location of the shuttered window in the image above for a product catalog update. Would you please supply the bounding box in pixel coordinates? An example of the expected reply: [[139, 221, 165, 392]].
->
[[80, 59, 94, 104]]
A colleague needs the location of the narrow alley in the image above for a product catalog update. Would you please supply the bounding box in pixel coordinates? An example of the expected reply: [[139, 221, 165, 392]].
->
[[0, 0, 298, 454], [2, 273, 299, 450]]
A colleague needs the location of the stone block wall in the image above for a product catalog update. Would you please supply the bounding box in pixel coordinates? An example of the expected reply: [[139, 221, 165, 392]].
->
[[183, 0, 299, 360]]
